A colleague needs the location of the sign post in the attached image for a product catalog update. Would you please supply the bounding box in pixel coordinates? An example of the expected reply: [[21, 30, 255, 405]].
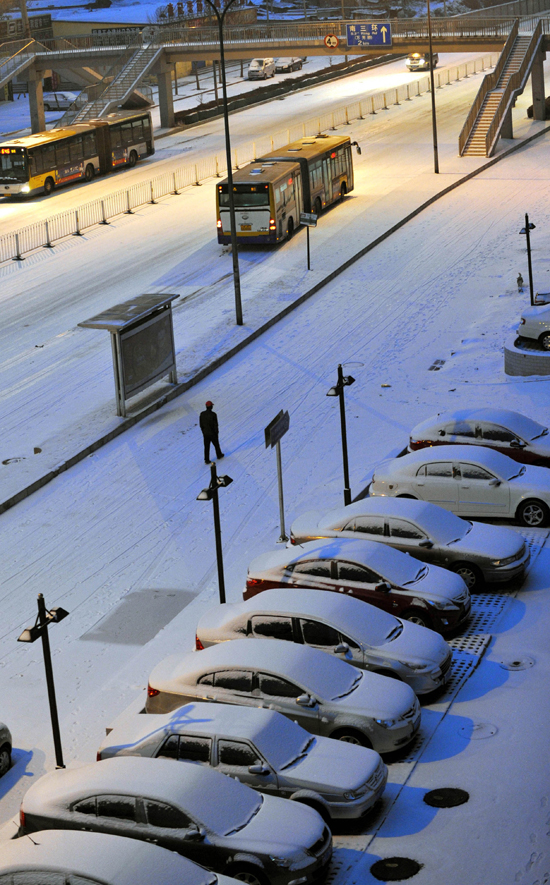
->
[[265, 409, 290, 542], [346, 22, 392, 48], [300, 211, 317, 271]]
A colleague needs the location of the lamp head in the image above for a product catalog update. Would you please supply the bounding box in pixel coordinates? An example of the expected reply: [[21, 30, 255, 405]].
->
[[197, 488, 213, 501], [326, 386, 339, 397], [217, 475, 233, 488], [18, 625, 42, 643]]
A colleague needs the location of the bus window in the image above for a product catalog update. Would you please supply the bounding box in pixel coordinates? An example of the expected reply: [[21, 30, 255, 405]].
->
[[111, 128, 122, 150], [142, 115, 151, 137], [132, 119, 143, 141], [121, 122, 133, 146], [29, 149, 43, 176], [69, 136, 83, 163], [43, 143, 55, 171], [55, 143, 69, 166], [83, 132, 96, 159]]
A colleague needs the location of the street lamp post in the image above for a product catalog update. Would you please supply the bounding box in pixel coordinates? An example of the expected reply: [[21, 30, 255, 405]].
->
[[18, 594, 69, 769], [519, 213, 536, 306], [204, 0, 243, 326], [197, 463, 233, 604], [427, 0, 439, 174], [326, 364, 355, 506]]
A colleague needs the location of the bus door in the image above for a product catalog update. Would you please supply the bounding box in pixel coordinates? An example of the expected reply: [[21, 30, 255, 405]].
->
[[322, 157, 331, 206], [294, 170, 303, 216]]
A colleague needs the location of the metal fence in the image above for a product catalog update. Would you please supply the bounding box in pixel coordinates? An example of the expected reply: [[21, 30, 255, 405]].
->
[[0, 52, 498, 265]]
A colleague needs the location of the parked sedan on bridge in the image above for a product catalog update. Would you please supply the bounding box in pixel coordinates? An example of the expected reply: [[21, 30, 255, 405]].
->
[[195, 588, 452, 694], [98, 702, 387, 821], [408, 408, 550, 467], [244, 538, 470, 633], [370, 444, 550, 527], [20, 756, 332, 885], [274, 58, 303, 72], [289, 498, 529, 590], [146, 640, 421, 754]]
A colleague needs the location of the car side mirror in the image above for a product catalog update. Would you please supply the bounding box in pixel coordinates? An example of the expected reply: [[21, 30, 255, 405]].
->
[[375, 581, 392, 592], [296, 694, 315, 707], [334, 643, 349, 654], [510, 439, 525, 448], [419, 539, 433, 549], [187, 825, 206, 841], [488, 478, 501, 487], [438, 429, 445, 436], [249, 763, 269, 776]]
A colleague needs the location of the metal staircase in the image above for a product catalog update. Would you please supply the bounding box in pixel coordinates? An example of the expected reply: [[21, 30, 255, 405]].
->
[[0, 39, 47, 92], [459, 20, 544, 157], [71, 42, 161, 122]]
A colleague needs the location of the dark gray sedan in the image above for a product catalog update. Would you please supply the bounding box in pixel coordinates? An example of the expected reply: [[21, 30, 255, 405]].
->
[[290, 498, 528, 590]]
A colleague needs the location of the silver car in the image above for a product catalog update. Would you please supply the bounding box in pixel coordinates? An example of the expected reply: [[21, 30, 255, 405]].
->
[[20, 756, 332, 885], [290, 498, 529, 590], [195, 588, 452, 694], [146, 639, 421, 754], [98, 702, 387, 821], [1, 829, 240, 885], [518, 302, 550, 349], [0, 720, 11, 776]]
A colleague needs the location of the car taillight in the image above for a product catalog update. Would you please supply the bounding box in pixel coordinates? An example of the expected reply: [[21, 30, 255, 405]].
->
[[520, 318, 525, 324], [96, 751, 102, 761], [247, 578, 261, 586], [217, 219, 222, 228], [147, 684, 160, 698], [290, 535, 296, 545], [19, 809, 25, 829], [195, 635, 204, 651]]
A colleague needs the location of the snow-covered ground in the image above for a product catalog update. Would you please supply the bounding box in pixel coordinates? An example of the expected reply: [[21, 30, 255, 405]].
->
[[1, 48, 550, 885]]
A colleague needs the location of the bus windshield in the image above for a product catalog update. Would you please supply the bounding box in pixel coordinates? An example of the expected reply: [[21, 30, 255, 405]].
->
[[218, 183, 270, 208], [0, 149, 27, 183]]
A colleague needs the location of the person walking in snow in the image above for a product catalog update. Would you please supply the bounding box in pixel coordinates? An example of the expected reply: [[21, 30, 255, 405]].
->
[[200, 401, 224, 465]]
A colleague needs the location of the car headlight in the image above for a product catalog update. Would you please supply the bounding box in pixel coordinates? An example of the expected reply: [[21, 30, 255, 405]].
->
[[426, 599, 459, 611], [491, 554, 520, 566], [375, 718, 397, 728], [270, 856, 292, 868], [343, 790, 358, 800], [21, 184, 30, 193], [401, 661, 427, 671]]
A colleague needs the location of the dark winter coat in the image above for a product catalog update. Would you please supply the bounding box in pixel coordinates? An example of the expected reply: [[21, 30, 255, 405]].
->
[[200, 408, 219, 437]]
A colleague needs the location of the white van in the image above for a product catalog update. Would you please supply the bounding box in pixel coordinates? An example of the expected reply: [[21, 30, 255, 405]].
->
[[43, 91, 79, 110], [247, 58, 275, 80], [406, 53, 438, 72]]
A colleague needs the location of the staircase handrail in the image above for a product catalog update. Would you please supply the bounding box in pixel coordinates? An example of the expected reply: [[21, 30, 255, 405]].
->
[[0, 37, 45, 78], [485, 17, 543, 154], [458, 18, 518, 154], [69, 35, 145, 123]]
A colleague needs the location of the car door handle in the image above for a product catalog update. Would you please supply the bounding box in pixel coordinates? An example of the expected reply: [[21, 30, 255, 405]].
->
[[416, 481, 425, 486], [460, 485, 470, 489]]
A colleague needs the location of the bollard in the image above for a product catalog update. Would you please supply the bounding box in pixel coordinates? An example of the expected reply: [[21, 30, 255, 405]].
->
[[172, 172, 179, 195], [194, 164, 202, 185], [417, 80, 421, 95], [437, 73, 441, 88], [44, 219, 54, 247], [358, 101, 365, 119], [406, 84, 411, 101], [73, 209, 82, 236], [383, 93, 388, 109], [464, 63, 469, 78], [100, 200, 109, 225], [345, 107, 350, 123], [394, 89, 400, 105], [446, 69, 450, 85], [233, 149, 238, 170], [371, 96, 376, 114], [455, 66, 460, 82], [125, 190, 133, 214], [12, 231, 24, 261], [150, 181, 157, 203], [215, 156, 221, 177]]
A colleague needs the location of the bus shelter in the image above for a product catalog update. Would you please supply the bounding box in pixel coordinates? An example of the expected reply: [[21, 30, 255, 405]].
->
[[79, 293, 179, 417]]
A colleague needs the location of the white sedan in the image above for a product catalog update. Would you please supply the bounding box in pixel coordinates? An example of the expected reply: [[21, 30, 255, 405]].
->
[[370, 444, 550, 527]]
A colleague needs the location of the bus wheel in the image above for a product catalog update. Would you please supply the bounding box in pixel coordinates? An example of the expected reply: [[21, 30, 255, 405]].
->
[[85, 164, 94, 182], [44, 177, 55, 195], [340, 182, 347, 202], [314, 197, 322, 217], [286, 217, 294, 239], [128, 150, 138, 167]]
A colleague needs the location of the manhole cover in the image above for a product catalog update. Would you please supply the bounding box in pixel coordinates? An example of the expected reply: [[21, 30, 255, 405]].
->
[[423, 787, 469, 808], [2, 457, 25, 465], [370, 857, 422, 881], [499, 656, 535, 671], [458, 721, 498, 740]]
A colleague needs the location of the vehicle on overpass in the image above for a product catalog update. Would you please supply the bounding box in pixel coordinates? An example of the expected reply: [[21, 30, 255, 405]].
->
[[248, 58, 276, 79], [0, 110, 154, 197], [406, 52, 438, 71], [216, 134, 360, 245]]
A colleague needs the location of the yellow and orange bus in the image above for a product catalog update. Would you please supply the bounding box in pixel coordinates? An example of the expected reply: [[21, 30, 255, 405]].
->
[[0, 110, 154, 197]]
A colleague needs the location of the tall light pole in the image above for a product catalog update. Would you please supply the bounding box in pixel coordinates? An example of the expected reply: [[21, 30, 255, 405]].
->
[[204, 0, 243, 325], [197, 462, 233, 604], [519, 214, 536, 306], [18, 595, 69, 769], [427, 0, 439, 174], [326, 364, 355, 506]]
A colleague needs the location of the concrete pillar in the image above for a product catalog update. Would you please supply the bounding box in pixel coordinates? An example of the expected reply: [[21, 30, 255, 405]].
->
[[28, 69, 45, 134], [531, 48, 546, 122], [157, 67, 175, 129]]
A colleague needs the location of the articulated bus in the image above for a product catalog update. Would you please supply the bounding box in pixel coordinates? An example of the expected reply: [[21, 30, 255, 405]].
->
[[216, 134, 360, 245], [0, 110, 154, 198]]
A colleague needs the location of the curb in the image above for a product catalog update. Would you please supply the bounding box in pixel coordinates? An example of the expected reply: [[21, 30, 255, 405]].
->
[[1, 121, 549, 517]]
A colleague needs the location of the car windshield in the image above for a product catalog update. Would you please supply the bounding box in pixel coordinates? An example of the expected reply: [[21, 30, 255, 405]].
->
[[406, 506, 469, 545], [508, 465, 527, 480], [253, 716, 315, 770], [182, 768, 263, 836], [401, 565, 429, 586], [385, 623, 403, 641], [280, 735, 315, 770], [332, 669, 363, 700]]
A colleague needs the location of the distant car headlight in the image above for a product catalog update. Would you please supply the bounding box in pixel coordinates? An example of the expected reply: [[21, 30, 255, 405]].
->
[[375, 718, 398, 728], [270, 856, 292, 868], [491, 554, 520, 566], [21, 184, 30, 193], [427, 599, 459, 611], [401, 661, 427, 671], [343, 790, 358, 800]]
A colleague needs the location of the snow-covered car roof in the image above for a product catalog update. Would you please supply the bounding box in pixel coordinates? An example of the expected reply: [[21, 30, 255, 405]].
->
[[316, 498, 468, 543], [248, 538, 420, 586], [208, 588, 398, 647], [102, 702, 310, 771], [379, 444, 522, 478], [0, 829, 216, 885], [23, 756, 261, 836], [150, 638, 359, 702], [411, 409, 547, 441]]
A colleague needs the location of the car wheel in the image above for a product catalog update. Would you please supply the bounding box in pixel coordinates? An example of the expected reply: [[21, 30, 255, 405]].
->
[[517, 499, 549, 527], [332, 729, 372, 749], [84, 163, 94, 182], [286, 217, 294, 239], [44, 103, 51, 111], [0, 745, 11, 777], [294, 797, 331, 825], [314, 197, 322, 217], [451, 562, 484, 591], [44, 177, 55, 195], [231, 866, 269, 885], [540, 332, 550, 350], [128, 150, 138, 168], [402, 609, 432, 629]]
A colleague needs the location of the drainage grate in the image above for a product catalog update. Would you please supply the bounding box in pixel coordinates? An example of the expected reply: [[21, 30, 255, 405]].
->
[[499, 655, 535, 671], [428, 358, 446, 371], [423, 787, 469, 808], [371, 857, 422, 881]]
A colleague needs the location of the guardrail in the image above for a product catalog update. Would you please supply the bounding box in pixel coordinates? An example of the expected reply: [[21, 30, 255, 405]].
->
[[0, 52, 497, 266]]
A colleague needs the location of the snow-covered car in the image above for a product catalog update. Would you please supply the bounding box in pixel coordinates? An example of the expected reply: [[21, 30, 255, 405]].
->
[[409, 408, 550, 467], [518, 302, 550, 349], [146, 639, 421, 754], [248, 58, 275, 79], [0, 720, 11, 776], [370, 444, 550, 527], [0, 829, 240, 885], [43, 91, 78, 110], [20, 756, 332, 885], [244, 538, 470, 634], [406, 52, 438, 71], [290, 498, 529, 590], [274, 58, 303, 72], [97, 702, 387, 821], [196, 588, 452, 694]]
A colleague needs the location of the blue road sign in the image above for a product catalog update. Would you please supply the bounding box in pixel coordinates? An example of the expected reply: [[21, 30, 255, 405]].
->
[[346, 22, 392, 47]]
